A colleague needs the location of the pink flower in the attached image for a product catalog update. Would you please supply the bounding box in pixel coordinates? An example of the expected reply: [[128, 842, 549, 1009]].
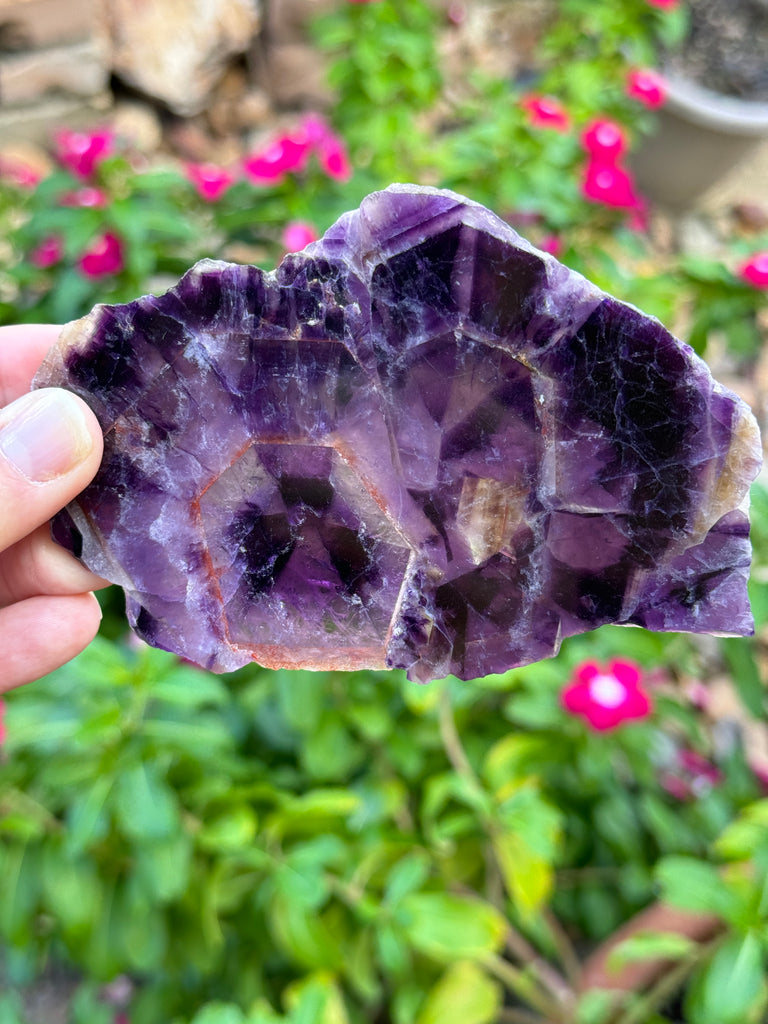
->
[[30, 235, 63, 268], [521, 95, 570, 132], [738, 251, 768, 289], [60, 186, 108, 208], [317, 135, 353, 182], [752, 763, 768, 795], [582, 158, 643, 210], [661, 748, 722, 800], [0, 156, 41, 189], [54, 128, 115, 179], [539, 234, 563, 258], [646, 0, 680, 8], [561, 659, 652, 731], [282, 221, 318, 252], [298, 112, 333, 147], [78, 231, 124, 278], [243, 133, 310, 185], [627, 69, 667, 109], [185, 163, 236, 202], [580, 119, 628, 162]]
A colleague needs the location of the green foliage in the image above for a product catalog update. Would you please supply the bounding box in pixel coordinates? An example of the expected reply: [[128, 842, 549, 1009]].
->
[[2, 598, 767, 1023]]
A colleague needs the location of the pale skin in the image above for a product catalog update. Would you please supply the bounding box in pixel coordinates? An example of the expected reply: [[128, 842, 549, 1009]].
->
[[0, 324, 107, 692]]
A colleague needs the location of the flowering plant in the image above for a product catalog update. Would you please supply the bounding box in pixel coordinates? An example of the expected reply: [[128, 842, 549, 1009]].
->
[[0, 3, 766, 1023], [0, 116, 357, 326]]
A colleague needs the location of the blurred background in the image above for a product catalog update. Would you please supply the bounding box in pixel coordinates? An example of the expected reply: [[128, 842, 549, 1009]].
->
[[1, 3, 768, 1024]]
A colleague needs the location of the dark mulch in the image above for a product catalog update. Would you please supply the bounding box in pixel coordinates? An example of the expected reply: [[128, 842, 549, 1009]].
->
[[665, 0, 768, 100]]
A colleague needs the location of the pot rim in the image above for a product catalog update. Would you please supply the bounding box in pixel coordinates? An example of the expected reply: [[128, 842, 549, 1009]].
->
[[661, 71, 768, 134]]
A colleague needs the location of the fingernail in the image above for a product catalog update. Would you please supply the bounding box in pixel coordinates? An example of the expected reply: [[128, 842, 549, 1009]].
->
[[0, 389, 93, 483]]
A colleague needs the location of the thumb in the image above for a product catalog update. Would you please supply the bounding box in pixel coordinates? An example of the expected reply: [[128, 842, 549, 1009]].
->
[[0, 388, 103, 552]]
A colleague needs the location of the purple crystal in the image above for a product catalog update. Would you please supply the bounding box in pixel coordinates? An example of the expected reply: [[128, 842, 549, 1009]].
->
[[33, 185, 763, 681]]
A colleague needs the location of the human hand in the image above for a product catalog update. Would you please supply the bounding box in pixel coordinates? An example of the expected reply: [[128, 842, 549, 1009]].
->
[[0, 324, 106, 692]]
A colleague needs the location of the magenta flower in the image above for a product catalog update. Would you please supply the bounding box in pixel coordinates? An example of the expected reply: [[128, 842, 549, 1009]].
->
[[298, 112, 333, 147], [61, 186, 108, 208], [753, 763, 768, 795], [646, 0, 680, 8], [0, 156, 41, 189], [627, 69, 667, 109], [185, 163, 236, 202], [539, 234, 563, 258], [30, 235, 63, 268], [582, 158, 643, 210], [738, 251, 768, 289], [55, 127, 115, 179], [580, 119, 628, 161], [78, 231, 124, 278], [282, 221, 318, 252], [561, 659, 652, 731], [521, 95, 570, 132], [661, 748, 722, 800], [243, 133, 310, 185], [317, 135, 353, 182]]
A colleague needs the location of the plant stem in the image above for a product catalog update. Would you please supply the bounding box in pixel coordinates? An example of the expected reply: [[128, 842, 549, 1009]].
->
[[437, 685, 482, 792], [543, 907, 582, 985], [483, 954, 563, 1021], [498, 1008, 546, 1024], [612, 934, 724, 1024], [504, 925, 575, 1013], [439, 689, 575, 1015]]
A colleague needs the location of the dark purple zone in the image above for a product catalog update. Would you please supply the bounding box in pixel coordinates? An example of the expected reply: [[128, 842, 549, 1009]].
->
[[40, 187, 760, 681]]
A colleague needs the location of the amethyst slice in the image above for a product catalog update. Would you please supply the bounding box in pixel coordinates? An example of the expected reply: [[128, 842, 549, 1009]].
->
[[33, 185, 763, 682]]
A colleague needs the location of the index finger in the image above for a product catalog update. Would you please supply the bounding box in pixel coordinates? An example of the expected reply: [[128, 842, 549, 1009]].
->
[[0, 324, 62, 406]]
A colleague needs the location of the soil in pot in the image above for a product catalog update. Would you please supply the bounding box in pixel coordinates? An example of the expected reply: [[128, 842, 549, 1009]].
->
[[664, 0, 768, 101]]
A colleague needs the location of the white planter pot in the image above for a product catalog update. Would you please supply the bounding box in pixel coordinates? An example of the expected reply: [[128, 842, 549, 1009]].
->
[[630, 73, 768, 208]]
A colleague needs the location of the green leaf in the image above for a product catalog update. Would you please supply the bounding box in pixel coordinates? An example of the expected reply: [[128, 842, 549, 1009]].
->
[[483, 734, 554, 794], [41, 846, 101, 935], [197, 806, 258, 853], [150, 669, 229, 708], [0, 991, 26, 1024], [685, 933, 768, 1024], [493, 784, 562, 916], [135, 832, 193, 901], [268, 892, 343, 970], [720, 639, 766, 720], [607, 930, 696, 972], [375, 921, 411, 976], [574, 989, 617, 1024], [303, 717, 362, 781], [416, 960, 501, 1024], [492, 830, 554, 918], [715, 801, 768, 862], [383, 849, 432, 907], [190, 1005, 246, 1024], [0, 843, 40, 943], [63, 776, 112, 855], [276, 670, 325, 732], [284, 972, 349, 1024], [114, 761, 180, 842], [274, 789, 361, 832], [655, 857, 732, 919], [399, 892, 506, 962]]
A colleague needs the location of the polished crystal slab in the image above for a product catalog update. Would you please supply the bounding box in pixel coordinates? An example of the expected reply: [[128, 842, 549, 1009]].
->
[[34, 185, 763, 681]]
